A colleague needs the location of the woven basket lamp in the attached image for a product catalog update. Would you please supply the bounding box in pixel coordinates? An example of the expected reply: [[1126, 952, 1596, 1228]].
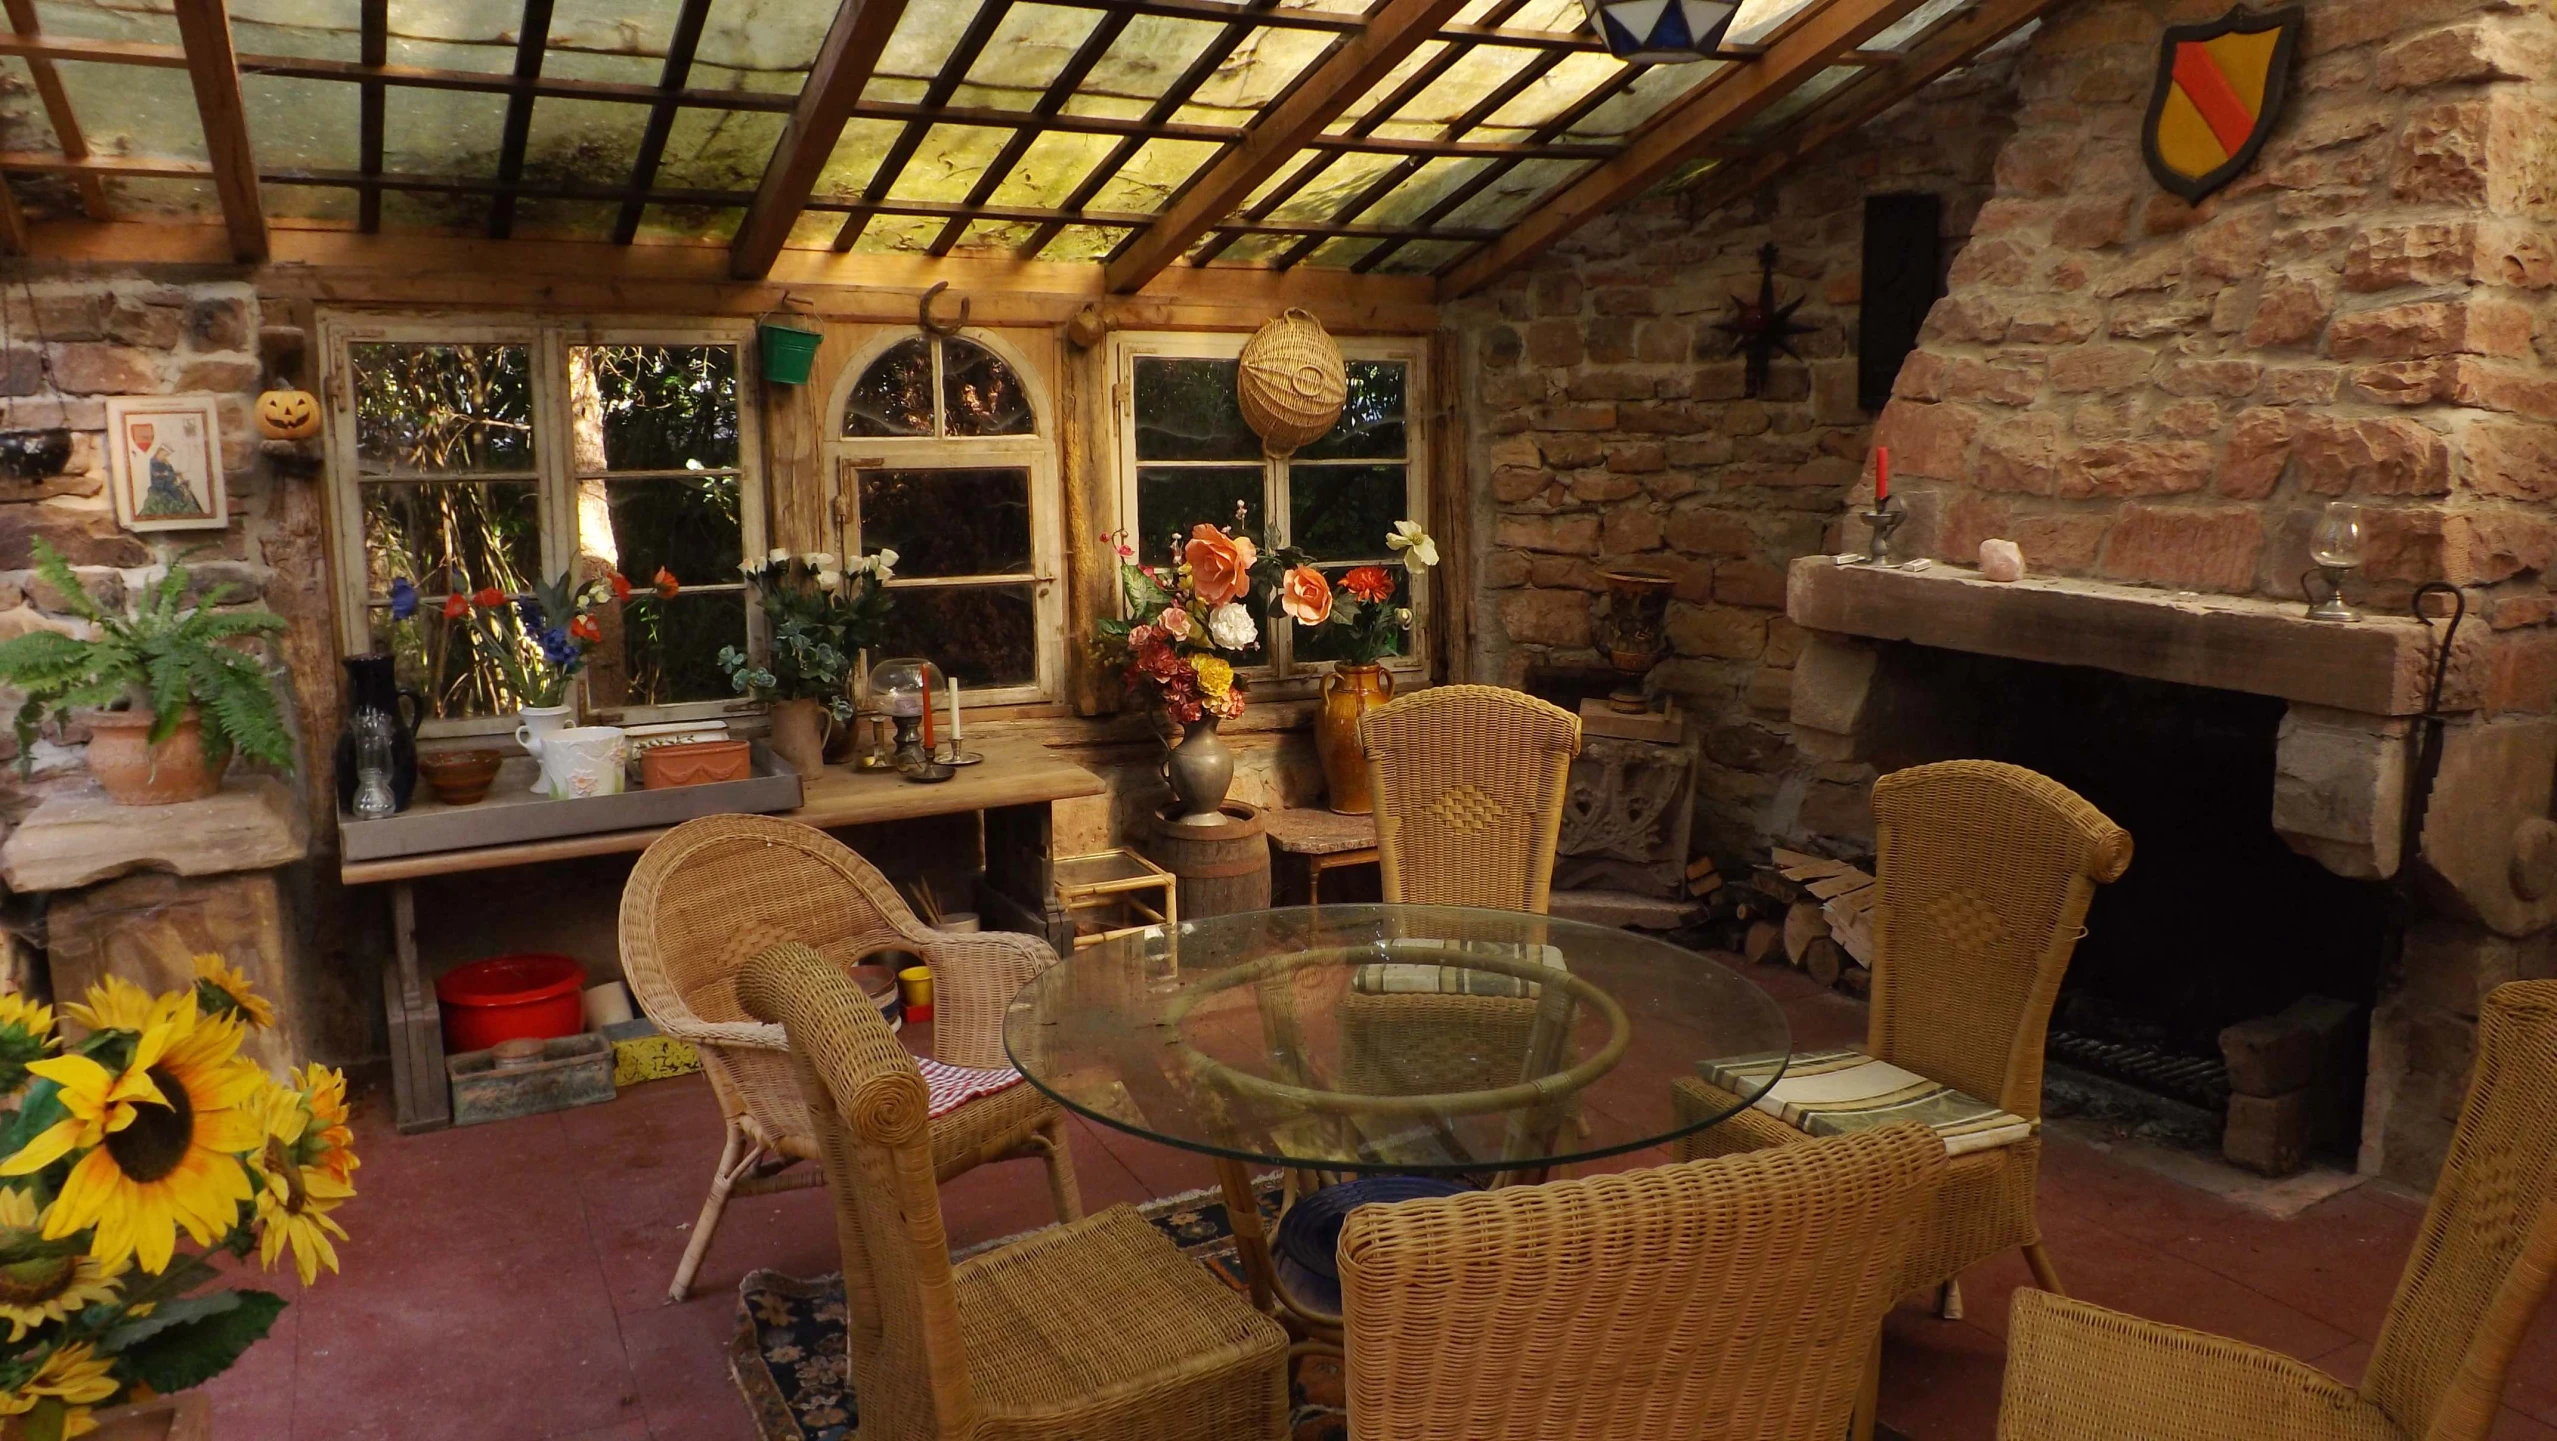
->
[[1238, 308, 1347, 457]]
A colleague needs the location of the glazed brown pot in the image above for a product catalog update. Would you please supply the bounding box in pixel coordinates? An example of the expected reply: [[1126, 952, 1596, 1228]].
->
[[85, 707, 231, 805], [1316, 663, 1393, 815]]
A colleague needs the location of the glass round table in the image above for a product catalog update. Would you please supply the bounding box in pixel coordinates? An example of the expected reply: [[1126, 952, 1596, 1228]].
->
[[1003, 904, 1792, 1329]]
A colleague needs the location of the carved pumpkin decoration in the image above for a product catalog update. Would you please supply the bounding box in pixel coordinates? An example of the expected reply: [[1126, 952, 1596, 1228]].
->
[[255, 388, 319, 440]]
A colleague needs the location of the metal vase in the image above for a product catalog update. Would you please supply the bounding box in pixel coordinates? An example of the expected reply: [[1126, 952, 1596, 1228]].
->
[[1163, 716, 1235, 826]]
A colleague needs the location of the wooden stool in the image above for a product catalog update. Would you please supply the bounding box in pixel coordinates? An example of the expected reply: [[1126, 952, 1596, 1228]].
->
[[1263, 808, 1379, 905], [1053, 848, 1177, 949]]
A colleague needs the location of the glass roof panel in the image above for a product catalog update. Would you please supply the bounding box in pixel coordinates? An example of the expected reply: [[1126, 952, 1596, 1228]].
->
[[1300, 235, 1383, 269], [959, 3, 1101, 102], [243, 74, 357, 171], [1365, 39, 1538, 129], [1342, 155, 1478, 230], [1440, 155, 1590, 230], [884, 123, 1015, 204], [632, 200, 739, 243], [655, 107, 786, 194], [1078, 14, 1226, 109], [1260, 150, 1408, 225], [380, 185, 488, 232], [230, 0, 360, 62], [1083, 137, 1221, 215], [521, 98, 651, 195], [1569, 62, 1729, 140], [1727, 0, 1823, 46], [1375, 237, 1468, 274], [101, 174, 217, 220], [510, 197, 621, 240], [0, 58, 56, 156], [260, 179, 355, 221], [1725, 63, 1861, 143], [1029, 222, 1125, 264], [55, 58, 205, 162], [1477, 50, 1629, 131], [1176, 24, 1343, 125], [383, 84, 506, 179], [846, 212, 944, 254], [30, 0, 178, 46], [987, 128, 1122, 209], [694, 0, 833, 93], [954, 216, 1042, 253], [1868, 0, 1969, 51]]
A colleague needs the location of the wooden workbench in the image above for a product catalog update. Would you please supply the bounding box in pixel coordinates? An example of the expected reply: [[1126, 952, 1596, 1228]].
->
[[347, 735, 1104, 1132]]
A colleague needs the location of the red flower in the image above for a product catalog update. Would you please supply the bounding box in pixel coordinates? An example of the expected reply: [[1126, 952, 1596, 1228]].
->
[[609, 572, 633, 603], [442, 593, 469, 621], [652, 566, 680, 600], [473, 587, 506, 609], [1339, 566, 1395, 603], [570, 614, 602, 645]]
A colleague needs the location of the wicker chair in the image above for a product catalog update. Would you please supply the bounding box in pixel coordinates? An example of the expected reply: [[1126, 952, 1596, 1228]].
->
[[738, 940, 1291, 1441], [1361, 684, 1582, 913], [619, 814, 1080, 1304], [1673, 761, 2131, 1307], [1338, 1123, 1948, 1440], [2000, 979, 2557, 1441]]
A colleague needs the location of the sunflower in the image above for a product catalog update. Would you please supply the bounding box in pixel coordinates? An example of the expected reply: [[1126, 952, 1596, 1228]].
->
[[23, 1004, 264, 1274], [290, 1064, 358, 1189], [190, 954, 274, 1030], [0, 1341, 119, 1438], [0, 996, 54, 1096], [59, 978, 182, 1038], [0, 1188, 122, 1342], [251, 1077, 355, 1287]]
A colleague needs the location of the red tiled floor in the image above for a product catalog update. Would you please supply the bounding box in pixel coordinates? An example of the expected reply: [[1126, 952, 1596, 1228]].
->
[[206, 959, 2557, 1440]]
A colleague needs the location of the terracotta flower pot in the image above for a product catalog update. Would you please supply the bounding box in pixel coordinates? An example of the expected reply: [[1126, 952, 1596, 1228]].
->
[[1316, 663, 1393, 815], [84, 1391, 212, 1440], [84, 707, 231, 806]]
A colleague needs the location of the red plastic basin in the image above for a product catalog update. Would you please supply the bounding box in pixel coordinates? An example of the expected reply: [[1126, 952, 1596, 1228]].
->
[[436, 953, 587, 1054]]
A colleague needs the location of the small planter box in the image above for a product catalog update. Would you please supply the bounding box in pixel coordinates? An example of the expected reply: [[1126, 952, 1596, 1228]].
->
[[448, 1032, 615, 1126], [339, 744, 802, 863]]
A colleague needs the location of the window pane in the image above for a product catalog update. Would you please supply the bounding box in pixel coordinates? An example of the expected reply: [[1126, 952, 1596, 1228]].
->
[[874, 584, 1038, 688], [367, 604, 520, 721], [576, 344, 740, 472], [845, 337, 933, 437], [941, 338, 1033, 437], [1134, 357, 1258, 461], [362, 480, 541, 599], [352, 343, 535, 474], [858, 467, 1032, 578], [1136, 465, 1263, 567], [1289, 463, 1407, 559], [1296, 565, 1414, 666], [1298, 360, 1408, 461], [610, 591, 747, 708], [601, 474, 743, 588]]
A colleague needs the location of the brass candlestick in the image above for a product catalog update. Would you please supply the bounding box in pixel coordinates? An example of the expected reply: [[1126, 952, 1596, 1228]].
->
[[1861, 496, 1907, 567]]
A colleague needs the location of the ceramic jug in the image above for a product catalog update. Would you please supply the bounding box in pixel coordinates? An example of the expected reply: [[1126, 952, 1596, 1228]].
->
[[514, 704, 575, 795], [334, 654, 423, 814], [523, 725, 628, 800]]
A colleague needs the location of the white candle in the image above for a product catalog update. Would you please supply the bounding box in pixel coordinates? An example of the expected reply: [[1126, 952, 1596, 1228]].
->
[[948, 677, 963, 744]]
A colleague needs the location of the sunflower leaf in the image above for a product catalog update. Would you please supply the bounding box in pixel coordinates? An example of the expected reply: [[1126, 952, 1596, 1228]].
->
[[113, 1288, 284, 1393], [0, 1077, 66, 1167], [98, 1289, 241, 1352]]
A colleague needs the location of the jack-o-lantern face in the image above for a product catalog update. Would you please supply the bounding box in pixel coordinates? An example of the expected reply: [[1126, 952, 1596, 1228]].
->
[[255, 389, 319, 440]]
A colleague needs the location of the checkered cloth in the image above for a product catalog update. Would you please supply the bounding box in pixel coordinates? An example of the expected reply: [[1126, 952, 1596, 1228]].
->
[[1696, 1047, 2034, 1157], [916, 1058, 1025, 1118], [1351, 939, 1568, 997]]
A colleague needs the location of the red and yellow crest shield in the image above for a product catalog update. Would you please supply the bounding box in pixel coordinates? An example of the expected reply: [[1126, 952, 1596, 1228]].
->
[[2142, 6, 2304, 203]]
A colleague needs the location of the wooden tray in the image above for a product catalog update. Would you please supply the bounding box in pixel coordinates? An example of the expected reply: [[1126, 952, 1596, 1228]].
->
[[339, 742, 803, 862]]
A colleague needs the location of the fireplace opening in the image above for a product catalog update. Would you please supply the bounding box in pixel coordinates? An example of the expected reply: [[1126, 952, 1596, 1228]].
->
[[1868, 645, 2389, 1169]]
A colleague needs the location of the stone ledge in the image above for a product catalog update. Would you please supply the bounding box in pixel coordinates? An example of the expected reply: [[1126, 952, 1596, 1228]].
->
[[1787, 557, 2470, 718], [1, 774, 306, 893]]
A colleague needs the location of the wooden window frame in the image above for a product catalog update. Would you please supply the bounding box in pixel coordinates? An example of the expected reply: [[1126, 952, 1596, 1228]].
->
[[317, 310, 769, 740], [821, 325, 1064, 708], [1107, 329, 1434, 697]]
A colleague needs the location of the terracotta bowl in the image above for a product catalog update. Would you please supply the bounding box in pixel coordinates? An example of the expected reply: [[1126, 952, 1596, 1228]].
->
[[418, 749, 503, 806]]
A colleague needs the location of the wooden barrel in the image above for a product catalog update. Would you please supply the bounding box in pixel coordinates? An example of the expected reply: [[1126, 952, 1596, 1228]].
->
[[1144, 802, 1271, 922]]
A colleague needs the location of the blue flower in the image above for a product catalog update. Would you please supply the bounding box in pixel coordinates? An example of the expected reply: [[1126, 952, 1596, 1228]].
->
[[388, 577, 418, 621], [514, 596, 548, 634], [535, 626, 581, 669]]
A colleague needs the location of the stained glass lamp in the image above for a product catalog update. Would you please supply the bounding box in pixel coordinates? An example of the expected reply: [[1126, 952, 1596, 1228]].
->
[[1582, 0, 1738, 61]]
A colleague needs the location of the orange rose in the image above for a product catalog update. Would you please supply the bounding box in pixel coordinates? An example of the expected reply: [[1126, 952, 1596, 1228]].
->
[[1183, 524, 1256, 607], [1279, 565, 1332, 625]]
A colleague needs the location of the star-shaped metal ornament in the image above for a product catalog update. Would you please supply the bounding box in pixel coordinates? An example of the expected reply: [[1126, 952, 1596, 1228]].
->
[[1713, 243, 1816, 398]]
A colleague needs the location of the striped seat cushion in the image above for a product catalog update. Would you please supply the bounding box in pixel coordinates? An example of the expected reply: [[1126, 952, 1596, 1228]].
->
[[1351, 939, 1567, 997], [1697, 1048, 2033, 1157], [916, 1057, 1024, 1118]]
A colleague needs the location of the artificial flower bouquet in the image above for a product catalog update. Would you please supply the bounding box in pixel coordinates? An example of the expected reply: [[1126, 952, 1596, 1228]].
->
[[1093, 522, 1275, 725], [1275, 519, 1437, 665], [716, 548, 896, 723], [389, 567, 632, 710], [0, 958, 356, 1440]]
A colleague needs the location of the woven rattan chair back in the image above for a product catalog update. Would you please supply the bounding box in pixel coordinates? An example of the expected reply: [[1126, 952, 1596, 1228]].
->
[[740, 941, 976, 1441], [1339, 1122, 1946, 1440], [1361, 685, 1581, 912], [2361, 979, 2557, 1441], [1866, 761, 2131, 1119]]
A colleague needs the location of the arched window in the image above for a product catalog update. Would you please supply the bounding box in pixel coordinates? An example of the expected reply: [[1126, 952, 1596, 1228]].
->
[[831, 332, 1057, 703]]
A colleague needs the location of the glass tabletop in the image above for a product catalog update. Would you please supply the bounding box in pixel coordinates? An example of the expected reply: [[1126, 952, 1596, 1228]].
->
[[1003, 904, 1793, 1176]]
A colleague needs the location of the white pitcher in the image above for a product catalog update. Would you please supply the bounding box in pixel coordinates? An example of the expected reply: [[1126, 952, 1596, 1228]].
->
[[523, 725, 627, 800], [514, 704, 574, 795]]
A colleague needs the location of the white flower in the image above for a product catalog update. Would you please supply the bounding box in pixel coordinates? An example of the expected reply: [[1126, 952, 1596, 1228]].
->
[[804, 552, 838, 572], [1394, 607, 1413, 628], [1206, 601, 1257, 651], [816, 569, 844, 592], [872, 549, 899, 581], [738, 559, 762, 578], [1386, 521, 1438, 569], [767, 546, 792, 565]]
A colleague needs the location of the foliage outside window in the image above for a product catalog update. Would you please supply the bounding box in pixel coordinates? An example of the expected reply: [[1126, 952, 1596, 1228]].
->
[[323, 319, 765, 734], [1114, 334, 1429, 680]]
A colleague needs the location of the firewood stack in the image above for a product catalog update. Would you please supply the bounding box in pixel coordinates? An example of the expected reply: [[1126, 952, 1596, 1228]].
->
[[1728, 848, 1876, 998]]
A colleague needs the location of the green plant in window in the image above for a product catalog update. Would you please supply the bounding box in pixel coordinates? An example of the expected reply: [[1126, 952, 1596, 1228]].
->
[[0, 540, 293, 776], [717, 550, 896, 721]]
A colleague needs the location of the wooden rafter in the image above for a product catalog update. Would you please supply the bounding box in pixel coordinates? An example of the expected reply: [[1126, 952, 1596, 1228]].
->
[[487, 0, 556, 239], [2, 0, 106, 219], [614, 0, 713, 245], [0, 173, 25, 255], [358, 0, 386, 231], [832, 0, 1013, 253], [926, 7, 1133, 256], [169, 0, 266, 263], [731, 0, 909, 281], [1436, 0, 1931, 297], [1035, 0, 1606, 52], [1105, 0, 1472, 294]]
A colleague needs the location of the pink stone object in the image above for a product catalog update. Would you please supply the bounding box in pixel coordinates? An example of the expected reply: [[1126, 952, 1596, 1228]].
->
[[1980, 539, 2026, 583]]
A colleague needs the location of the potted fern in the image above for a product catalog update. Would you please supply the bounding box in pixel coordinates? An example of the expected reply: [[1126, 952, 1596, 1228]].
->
[[0, 539, 294, 805]]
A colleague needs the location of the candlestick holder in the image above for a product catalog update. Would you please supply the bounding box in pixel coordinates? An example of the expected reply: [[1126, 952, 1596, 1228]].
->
[[1860, 496, 1907, 567]]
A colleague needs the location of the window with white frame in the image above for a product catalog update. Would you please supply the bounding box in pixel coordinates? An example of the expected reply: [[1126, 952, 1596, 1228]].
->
[[321, 316, 764, 734], [1112, 332, 1429, 679], [827, 330, 1060, 704]]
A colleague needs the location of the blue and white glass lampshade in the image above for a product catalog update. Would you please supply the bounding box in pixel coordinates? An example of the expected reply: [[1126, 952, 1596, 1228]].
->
[[1581, 0, 1738, 61]]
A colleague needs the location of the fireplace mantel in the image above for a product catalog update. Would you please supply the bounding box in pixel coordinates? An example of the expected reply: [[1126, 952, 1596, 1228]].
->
[[1786, 558, 2472, 718]]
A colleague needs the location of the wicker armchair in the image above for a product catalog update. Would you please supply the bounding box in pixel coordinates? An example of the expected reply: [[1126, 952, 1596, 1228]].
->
[[1339, 1123, 1948, 1440], [619, 814, 1080, 1304], [1361, 684, 1582, 913], [1673, 760, 2131, 1307], [738, 940, 1290, 1441], [2000, 980, 2557, 1441]]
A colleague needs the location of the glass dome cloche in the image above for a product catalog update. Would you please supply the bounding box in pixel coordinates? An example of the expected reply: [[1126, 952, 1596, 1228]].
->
[[867, 656, 944, 770]]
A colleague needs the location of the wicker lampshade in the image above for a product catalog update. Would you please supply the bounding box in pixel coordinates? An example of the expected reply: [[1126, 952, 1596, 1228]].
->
[[1237, 308, 1347, 457]]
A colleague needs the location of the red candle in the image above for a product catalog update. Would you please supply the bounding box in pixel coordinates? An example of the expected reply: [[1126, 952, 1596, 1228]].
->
[[1875, 447, 1891, 504], [922, 680, 937, 753]]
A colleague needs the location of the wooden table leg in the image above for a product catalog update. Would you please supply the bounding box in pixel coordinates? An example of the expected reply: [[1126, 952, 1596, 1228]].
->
[[1213, 1155, 1278, 1316], [383, 879, 451, 1134]]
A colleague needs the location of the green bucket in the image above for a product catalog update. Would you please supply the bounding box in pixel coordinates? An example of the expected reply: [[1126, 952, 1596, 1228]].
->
[[759, 321, 822, 386]]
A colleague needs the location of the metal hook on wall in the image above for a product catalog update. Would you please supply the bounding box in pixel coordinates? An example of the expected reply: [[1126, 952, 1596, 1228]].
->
[[918, 281, 969, 338]]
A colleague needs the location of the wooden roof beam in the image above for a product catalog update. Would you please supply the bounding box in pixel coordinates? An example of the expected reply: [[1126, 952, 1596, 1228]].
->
[[170, 0, 265, 263], [1105, 0, 1472, 295], [730, 0, 907, 281], [1435, 0, 1930, 298], [486, 0, 556, 238]]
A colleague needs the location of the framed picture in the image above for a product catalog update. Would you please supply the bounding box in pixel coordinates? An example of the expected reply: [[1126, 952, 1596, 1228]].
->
[[106, 394, 227, 532]]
